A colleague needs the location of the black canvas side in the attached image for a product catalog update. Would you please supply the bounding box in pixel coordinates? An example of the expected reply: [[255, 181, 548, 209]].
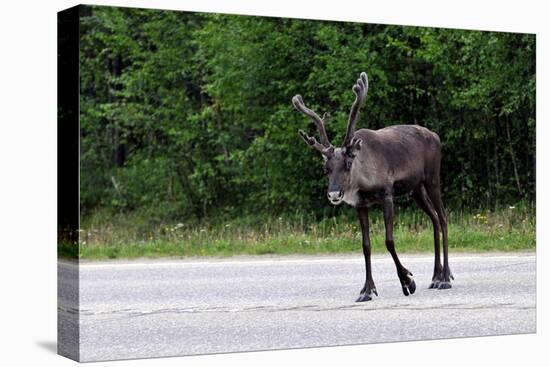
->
[[57, 4, 81, 362]]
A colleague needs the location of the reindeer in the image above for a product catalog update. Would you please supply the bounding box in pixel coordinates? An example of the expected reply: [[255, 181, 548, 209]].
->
[[292, 72, 453, 302]]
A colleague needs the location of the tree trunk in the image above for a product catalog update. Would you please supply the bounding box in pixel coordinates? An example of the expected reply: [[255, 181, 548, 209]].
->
[[505, 115, 523, 197], [110, 55, 126, 167], [484, 114, 492, 208], [215, 104, 229, 165], [493, 116, 500, 208], [174, 162, 199, 218]]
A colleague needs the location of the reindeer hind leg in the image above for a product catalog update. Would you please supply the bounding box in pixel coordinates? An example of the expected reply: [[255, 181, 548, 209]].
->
[[425, 182, 453, 289], [412, 185, 443, 289]]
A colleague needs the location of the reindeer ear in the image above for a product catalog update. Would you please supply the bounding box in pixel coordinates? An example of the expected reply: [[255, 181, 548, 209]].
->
[[345, 138, 362, 157]]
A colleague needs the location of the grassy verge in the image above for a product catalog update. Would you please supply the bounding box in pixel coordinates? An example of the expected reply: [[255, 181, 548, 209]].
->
[[70, 204, 535, 260]]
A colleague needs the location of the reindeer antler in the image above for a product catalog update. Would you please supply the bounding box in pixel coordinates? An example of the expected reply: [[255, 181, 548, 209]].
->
[[298, 130, 335, 156], [292, 95, 332, 149], [297, 129, 323, 150], [342, 72, 369, 147]]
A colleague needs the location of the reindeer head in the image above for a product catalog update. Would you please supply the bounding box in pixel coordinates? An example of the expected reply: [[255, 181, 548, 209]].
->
[[293, 72, 368, 205]]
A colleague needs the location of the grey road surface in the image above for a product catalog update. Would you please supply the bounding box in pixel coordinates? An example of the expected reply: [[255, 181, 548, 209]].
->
[[58, 253, 536, 362]]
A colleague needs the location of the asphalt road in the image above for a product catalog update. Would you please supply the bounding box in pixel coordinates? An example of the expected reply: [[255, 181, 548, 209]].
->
[[58, 253, 536, 362]]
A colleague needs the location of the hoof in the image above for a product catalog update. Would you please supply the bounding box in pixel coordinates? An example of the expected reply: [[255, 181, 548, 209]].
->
[[356, 288, 377, 302], [355, 293, 372, 302], [428, 280, 440, 289], [408, 279, 416, 294], [438, 281, 452, 289], [356, 293, 372, 302], [401, 278, 416, 296]]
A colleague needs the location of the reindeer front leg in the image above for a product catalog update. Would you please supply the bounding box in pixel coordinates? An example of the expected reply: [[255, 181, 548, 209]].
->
[[383, 193, 416, 296], [356, 206, 378, 302]]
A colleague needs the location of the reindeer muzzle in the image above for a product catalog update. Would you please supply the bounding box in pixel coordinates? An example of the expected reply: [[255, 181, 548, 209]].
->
[[327, 191, 344, 205]]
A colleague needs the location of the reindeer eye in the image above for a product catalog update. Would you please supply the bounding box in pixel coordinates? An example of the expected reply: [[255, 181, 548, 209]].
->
[[323, 166, 330, 174], [345, 159, 353, 170]]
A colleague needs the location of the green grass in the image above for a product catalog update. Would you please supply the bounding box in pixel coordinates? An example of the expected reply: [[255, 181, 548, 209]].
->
[[66, 204, 536, 260]]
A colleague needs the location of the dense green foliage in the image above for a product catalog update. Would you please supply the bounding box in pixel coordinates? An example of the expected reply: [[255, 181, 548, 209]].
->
[[79, 6, 535, 223]]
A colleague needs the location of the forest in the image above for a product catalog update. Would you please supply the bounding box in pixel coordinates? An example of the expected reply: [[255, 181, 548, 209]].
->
[[74, 6, 535, 258]]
